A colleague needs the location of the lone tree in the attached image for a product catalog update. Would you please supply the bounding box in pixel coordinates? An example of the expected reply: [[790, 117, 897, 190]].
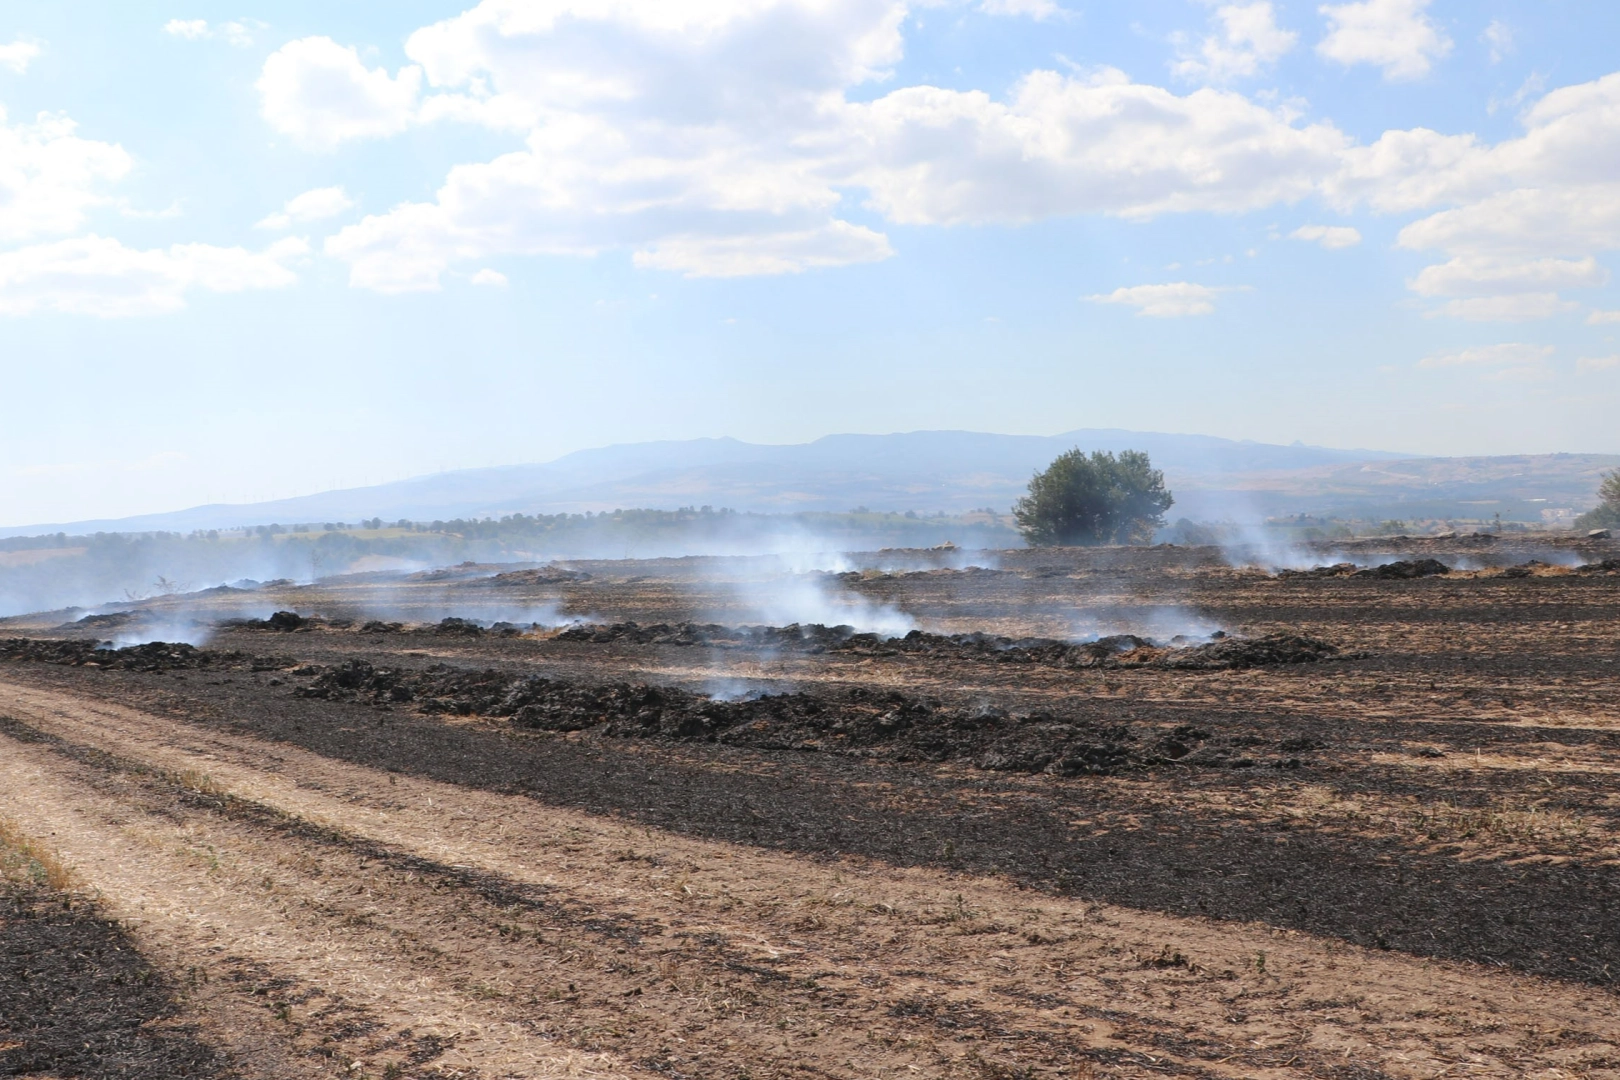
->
[[1574, 469, 1620, 531], [1014, 449, 1173, 546]]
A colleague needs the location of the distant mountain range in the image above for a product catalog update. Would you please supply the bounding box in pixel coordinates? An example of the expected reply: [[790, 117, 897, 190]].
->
[[2, 429, 1614, 538]]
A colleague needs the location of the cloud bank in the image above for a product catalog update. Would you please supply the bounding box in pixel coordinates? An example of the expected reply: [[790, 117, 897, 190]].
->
[[225, 0, 1616, 332]]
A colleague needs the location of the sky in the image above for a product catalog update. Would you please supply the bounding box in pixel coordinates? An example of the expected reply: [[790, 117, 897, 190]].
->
[[1, 0, 1619, 527]]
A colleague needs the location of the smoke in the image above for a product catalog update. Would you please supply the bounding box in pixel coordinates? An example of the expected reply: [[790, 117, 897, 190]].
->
[[1058, 604, 1224, 644], [0, 514, 1017, 620], [109, 619, 213, 648], [1221, 528, 1321, 571], [768, 546, 1000, 575], [350, 587, 571, 630], [726, 571, 917, 637]]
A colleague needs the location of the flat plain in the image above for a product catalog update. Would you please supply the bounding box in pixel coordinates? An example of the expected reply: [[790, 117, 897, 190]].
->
[[3, 535, 1619, 1079]]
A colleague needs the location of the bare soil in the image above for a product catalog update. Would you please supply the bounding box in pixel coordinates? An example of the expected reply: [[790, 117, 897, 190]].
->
[[3, 539, 1620, 1079]]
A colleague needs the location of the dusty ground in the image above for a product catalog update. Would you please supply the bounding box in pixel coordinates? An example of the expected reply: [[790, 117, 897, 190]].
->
[[3, 537, 1620, 1079]]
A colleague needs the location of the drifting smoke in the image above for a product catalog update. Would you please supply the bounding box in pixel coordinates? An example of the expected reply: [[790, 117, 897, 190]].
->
[[348, 584, 573, 630], [769, 546, 1000, 575], [108, 617, 213, 649], [0, 512, 1014, 620], [727, 571, 917, 638], [1059, 604, 1224, 644]]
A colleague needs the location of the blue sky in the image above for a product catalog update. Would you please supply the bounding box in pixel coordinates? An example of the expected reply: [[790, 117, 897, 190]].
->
[[1, 0, 1618, 525]]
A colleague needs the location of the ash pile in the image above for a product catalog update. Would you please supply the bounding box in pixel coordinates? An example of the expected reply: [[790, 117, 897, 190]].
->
[[556, 621, 1336, 670], [290, 652, 1332, 776]]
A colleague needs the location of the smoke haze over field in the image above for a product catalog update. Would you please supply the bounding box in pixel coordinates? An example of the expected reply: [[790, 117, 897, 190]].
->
[[0, 510, 1017, 619]]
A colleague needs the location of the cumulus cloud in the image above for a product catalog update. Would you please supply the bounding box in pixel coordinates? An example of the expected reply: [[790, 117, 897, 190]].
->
[[1577, 355, 1620, 374], [235, 0, 1620, 306], [0, 235, 306, 317], [846, 71, 1347, 225], [1291, 224, 1361, 248], [0, 78, 306, 318], [1418, 342, 1553, 369], [1588, 309, 1620, 325], [310, 0, 908, 283], [255, 185, 355, 230], [1086, 282, 1227, 317], [1322, 73, 1620, 319], [468, 267, 507, 286], [1173, 2, 1297, 83], [0, 40, 42, 74], [258, 37, 421, 149], [1317, 0, 1451, 81], [0, 108, 132, 243], [272, 0, 1355, 288]]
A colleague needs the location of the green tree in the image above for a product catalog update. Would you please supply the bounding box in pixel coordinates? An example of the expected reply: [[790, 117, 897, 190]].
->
[[1574, 469, 1620, 531], [1013, 449, 1174, 546]]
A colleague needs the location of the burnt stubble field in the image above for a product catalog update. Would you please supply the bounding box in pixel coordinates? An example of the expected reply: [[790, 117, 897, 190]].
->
[[3, 535, 1620, 1079]]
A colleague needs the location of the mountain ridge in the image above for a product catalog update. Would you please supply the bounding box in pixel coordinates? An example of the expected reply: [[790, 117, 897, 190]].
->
[[2, 429, 1610, 539]]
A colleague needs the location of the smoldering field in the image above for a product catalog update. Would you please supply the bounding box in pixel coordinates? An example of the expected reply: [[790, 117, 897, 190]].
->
[[4, 534, 1620, 1079]]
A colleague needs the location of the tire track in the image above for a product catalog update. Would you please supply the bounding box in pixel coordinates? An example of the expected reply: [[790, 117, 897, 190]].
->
[[3, 679, 1618, 1079]]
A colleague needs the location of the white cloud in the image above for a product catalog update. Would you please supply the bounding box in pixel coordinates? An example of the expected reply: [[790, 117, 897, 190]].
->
[[1317, 0, 1451, 81], [0, 235, 306, 317], [1418, 342, 1553, 369], [258, 37, 421, 149], [1430, 293, 1578, 322], [0, 108, 132, 243], [1408, 256, 1607, 297], [255, 185, 355, 229], [979, 0, 1060, 19], [1482, 20, 1513, 64], [1291, 223, 1361, 248], [163, 19, 210, 40], [1328, 126, 1491, 214], [218, 20, 263, 47], [1577, 355, 1620, 374], [1480, 363, 1553, 382], [468, 267, 507, 286], [0, 40, 42, 74], [0, 73, 305, 319], [295, 0, 1355, 289], [315, 0, 911, 285], [1398, 186, 1620, 258], [1173, 2, 1297, 83], [1588, 309, 1620, 325], [631, 222, 893, 277], [1322, 72, 1620, 318], [235, 1, 1620, 304], [1489, 71, 1546, 117], [164, 19, 263, 47], [845, 71, 1348, 225], [1086, 282, 1227, 317]]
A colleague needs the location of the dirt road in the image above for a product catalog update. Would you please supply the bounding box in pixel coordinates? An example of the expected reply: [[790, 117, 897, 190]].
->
[[5, 676, 1618, 1079]]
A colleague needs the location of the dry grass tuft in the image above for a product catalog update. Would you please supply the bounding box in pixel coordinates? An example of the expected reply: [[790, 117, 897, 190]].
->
[[170, 768, 227, 798], [0, 814, 76, 891]]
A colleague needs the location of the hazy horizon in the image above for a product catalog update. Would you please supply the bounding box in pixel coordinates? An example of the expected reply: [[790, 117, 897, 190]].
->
[[3, 424, 1418, 531]]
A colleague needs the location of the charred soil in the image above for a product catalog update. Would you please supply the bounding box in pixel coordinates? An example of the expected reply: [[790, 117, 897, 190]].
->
[[2, 543, 1620, 1078]]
